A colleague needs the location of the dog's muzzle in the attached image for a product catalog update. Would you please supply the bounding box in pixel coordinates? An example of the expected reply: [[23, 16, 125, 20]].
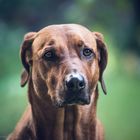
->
[[63, 72, 90, 105]]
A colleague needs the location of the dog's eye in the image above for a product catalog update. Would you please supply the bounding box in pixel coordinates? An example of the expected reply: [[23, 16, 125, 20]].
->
[[43, 50, 55, 60], [82, 48, 93, 57]]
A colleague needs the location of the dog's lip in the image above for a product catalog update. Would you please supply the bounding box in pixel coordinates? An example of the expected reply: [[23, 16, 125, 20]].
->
[[63, 95, 90, 105], [54, 97, 90, 108], [54, 90, 91, 108]]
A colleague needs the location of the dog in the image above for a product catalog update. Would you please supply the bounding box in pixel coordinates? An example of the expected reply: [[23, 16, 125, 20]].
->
[[8, 24, 108, 140]]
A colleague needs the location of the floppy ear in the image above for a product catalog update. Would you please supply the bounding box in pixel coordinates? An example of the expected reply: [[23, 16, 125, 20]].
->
[[20, 32, 36, 87], [93, 32, 108, 94]]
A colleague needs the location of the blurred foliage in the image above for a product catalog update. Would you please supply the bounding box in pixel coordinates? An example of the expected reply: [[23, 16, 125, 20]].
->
[[0, 0, 140, 140]]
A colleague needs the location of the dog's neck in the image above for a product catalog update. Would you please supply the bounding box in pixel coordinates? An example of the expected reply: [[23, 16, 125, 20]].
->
[[28, 79, 98, 140]]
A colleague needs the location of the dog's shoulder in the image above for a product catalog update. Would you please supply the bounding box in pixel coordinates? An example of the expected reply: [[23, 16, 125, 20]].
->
[[7, 106, 35, 140]]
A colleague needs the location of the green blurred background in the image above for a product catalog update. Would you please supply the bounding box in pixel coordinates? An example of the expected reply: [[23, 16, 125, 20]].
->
[[0, 0, 140, 140]]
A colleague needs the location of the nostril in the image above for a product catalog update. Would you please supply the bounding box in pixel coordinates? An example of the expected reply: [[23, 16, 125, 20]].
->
[[66, 80, 75, 89], [79, 81, 85, 89]]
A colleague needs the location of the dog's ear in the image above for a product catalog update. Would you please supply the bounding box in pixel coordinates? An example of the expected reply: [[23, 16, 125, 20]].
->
[[93, 32, 108, 94], [20, 32, 36, 87]]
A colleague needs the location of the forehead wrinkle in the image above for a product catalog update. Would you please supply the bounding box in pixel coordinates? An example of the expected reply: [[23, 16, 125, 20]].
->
[[65, 30, 96, 50], [67, 30, 84, 40], [33, 29, 68, 52], [44, 28, 68, 49], [65, 32, 82, 55]]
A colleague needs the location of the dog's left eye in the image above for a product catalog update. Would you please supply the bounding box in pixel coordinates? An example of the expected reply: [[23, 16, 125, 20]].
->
[[82, 48, 93, 57]]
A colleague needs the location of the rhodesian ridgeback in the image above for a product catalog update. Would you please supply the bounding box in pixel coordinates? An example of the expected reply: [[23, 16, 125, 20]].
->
[[8, 24, 108, 140]]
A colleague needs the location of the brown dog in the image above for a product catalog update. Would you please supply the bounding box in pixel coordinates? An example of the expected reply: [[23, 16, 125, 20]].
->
[[8, 24, 108, 140]]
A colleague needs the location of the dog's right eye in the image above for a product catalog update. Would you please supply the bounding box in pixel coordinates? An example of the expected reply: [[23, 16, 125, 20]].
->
[[43, 50, 56, 61]]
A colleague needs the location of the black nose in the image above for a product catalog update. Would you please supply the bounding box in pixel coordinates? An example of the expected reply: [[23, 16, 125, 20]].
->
[[65, 74, 85, 91]]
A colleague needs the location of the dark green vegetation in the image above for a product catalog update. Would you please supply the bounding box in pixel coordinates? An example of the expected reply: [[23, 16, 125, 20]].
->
[[0, 0, 140, 140]]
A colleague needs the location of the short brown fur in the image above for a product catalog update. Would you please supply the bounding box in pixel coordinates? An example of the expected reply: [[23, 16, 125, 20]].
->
[[8, 24, 108, 140]]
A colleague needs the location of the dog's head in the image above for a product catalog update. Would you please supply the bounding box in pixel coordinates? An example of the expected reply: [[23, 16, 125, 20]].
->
[[20, 24, 108, 107]]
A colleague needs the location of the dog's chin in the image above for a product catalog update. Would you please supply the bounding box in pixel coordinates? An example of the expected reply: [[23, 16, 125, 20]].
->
[[54, 97, 90, 108]]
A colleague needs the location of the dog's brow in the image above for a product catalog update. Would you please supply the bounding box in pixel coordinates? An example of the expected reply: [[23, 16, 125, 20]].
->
[[48, 39, 55, 45], [76, 40, 84, 47]]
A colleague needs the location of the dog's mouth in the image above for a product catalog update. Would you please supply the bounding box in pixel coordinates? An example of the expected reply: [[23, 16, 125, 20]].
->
[[64, 97, 90, 106], [65, 93, 90, 104], [55, 91, 90, 108]]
